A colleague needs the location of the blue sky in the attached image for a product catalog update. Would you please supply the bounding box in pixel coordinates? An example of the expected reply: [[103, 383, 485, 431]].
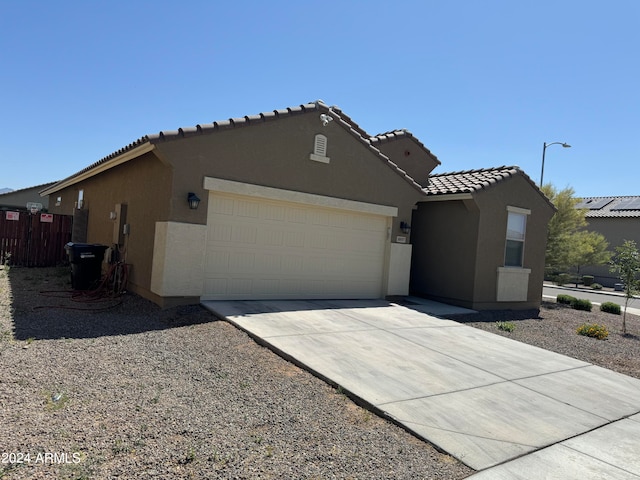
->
[[1, 1, 638, 197]]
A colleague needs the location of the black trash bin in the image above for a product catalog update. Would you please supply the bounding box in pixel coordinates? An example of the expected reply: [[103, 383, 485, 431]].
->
[[65, 243, 108, 290]]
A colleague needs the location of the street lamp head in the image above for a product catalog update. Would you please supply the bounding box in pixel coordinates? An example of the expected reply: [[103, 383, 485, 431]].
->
[[540, 141, 572, 187]]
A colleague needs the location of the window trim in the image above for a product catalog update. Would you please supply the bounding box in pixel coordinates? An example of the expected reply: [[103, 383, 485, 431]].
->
[[504, 207, 530, 268]]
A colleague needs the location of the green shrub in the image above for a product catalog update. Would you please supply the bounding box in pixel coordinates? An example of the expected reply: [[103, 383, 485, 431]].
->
[[555, 273, 572, 286], [577, 323, 609, 340], [496, 321, 515, 332], [600, 302, 621, 315], [571, 298, 593, 311], [582, 275, 594, 286], [591, 283, 603, 290], [557, 294, 577, 305]]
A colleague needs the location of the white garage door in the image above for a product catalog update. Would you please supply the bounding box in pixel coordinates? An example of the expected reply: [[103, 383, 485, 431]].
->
[[202, 191, 389, 300]]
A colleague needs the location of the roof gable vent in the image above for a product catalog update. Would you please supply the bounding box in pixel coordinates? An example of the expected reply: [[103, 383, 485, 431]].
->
[[310, 134, 330, 163]]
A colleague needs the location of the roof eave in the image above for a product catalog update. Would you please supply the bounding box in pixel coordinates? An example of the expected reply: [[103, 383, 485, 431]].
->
[[421, 192, 474, 202], [40, 142, 155, 196]]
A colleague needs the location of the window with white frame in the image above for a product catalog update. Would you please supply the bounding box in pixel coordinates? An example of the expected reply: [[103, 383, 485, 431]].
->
[[504, 208, 528, 267]]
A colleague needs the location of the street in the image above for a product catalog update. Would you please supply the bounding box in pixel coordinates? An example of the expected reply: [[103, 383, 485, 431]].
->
[[543, 284, 640, 314]]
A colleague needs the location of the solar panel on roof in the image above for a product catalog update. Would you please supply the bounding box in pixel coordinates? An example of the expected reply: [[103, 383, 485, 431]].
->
[[576, 198, 614, 210], [611, 198, 640, 211]]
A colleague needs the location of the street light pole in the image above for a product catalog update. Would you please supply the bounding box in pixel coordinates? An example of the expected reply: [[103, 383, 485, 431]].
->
[[540, 141, 571, 187]]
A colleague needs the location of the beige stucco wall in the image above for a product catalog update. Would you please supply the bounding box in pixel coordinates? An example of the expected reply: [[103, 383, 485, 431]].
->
[[47, 152, 173, 298], [151, 221, 207, 297], [387, 243, 413, 295], [580, 217, 640, 286]]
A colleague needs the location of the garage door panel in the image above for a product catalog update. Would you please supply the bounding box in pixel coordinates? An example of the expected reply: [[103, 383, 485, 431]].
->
[[286, 207, 308, 223], [211, 196, 235, 215], [236, 199, 259, 218], [203, 192, 388, 300]]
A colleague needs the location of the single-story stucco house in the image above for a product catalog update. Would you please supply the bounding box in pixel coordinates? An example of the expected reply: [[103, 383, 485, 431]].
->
[[575, 196, 640, 287], [41, 100, 555, 309], [0, 183, 56, 212]]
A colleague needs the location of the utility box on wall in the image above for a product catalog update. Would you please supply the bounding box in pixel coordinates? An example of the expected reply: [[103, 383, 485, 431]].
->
[[113, 204, 128, 245]]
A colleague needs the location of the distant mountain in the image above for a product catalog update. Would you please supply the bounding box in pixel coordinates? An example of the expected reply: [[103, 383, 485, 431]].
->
[[0, 188, 13, 194]]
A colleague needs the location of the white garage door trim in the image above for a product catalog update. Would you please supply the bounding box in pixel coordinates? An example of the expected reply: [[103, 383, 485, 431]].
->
[[202, 178, 396, 301], [203, 177, 398, 217]]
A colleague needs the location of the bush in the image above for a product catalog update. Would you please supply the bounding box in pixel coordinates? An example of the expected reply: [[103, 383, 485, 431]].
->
[[571, 298, 593, 311], [555, 273, 572, 286], [600, 302, 621, 315], [577, 323, 609, 340], [557, 294, 577, 305], [591, 283, 603, 290], [582, 275, 594, 286], [496, 321, 515, 332]]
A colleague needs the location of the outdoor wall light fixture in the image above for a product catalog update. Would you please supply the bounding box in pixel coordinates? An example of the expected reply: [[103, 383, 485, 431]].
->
[[320, 113, 333, 126], [187, 192, 201, 210], [400, 221, 411, 234]]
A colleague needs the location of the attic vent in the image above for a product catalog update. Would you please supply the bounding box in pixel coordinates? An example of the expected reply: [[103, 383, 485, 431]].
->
[[310, 134, 330, 164]]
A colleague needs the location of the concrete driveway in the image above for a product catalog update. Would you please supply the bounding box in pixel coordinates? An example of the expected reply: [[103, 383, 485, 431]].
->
[[203, 298, 640, 477]]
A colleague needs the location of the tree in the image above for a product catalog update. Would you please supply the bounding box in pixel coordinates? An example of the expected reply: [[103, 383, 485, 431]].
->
[[565, 230, 611, 285], [542, 185, 611, 279], [609, 240, 640, 335]]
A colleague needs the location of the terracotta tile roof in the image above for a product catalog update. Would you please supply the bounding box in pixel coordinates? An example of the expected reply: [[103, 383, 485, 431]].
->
[[42, 101, 426, 195], [424, 166, 525, 195], [578, 196, 640, 218]]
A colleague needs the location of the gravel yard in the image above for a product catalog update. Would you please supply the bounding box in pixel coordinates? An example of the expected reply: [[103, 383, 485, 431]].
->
[[2, 266, 640, 480], [0, 266, 470, 480], [450, 301, 640, 380]]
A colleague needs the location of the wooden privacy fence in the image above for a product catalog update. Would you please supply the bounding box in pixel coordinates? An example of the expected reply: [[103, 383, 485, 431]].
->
[[0, 211, 72, 267]]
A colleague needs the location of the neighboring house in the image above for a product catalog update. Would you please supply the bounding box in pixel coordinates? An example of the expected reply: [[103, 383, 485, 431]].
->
[[410, 167, 556, 310], [576, 196, 640, 287], [0, 183, 56, 211], [41, 101, 554, 309]]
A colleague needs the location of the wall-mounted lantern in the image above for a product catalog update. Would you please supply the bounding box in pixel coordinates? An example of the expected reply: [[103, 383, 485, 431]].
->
[[187, 192, 201, 210], [400, 221, 411, 234]]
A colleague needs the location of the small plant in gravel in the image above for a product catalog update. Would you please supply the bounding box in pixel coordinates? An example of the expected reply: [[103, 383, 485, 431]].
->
[[591, 283, 603, 290], [1, 329, 13, 342], [211, 450, 232, 466], [44, 391, 70, 411], [179, 447, 196, 464], [557, 294, 577, 305], [577, 323, 609, 340], [496, 321, 516, 332], [571, 298, 593, 311], [112, 438, 133, 455], [600, 302, 621, 315]]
